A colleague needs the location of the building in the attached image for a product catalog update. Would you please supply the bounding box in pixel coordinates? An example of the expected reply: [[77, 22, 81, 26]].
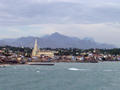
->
[[32, 39, 55, 58]]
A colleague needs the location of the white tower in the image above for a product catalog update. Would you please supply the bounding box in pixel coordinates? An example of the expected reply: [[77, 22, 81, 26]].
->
[[32, 39, 39, 57]]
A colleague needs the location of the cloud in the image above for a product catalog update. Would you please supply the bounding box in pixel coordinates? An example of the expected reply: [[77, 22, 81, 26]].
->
[[0, 0, 120, 47], [0, 0, 120, 26]]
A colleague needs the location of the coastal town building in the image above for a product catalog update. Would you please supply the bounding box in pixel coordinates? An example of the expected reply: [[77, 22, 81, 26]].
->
[[32, 39, 55, 58]]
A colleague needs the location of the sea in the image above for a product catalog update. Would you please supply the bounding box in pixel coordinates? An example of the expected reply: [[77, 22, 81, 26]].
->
[[1, 62, 120, 90]]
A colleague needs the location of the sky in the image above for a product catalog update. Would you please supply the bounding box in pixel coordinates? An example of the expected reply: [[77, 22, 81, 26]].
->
[[0, 0, 120, 47]]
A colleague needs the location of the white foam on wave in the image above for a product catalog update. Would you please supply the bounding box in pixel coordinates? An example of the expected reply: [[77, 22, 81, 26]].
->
[[68, 68, 79, 71], [68, 68, 89, 71], [36, 71, 40, 73]]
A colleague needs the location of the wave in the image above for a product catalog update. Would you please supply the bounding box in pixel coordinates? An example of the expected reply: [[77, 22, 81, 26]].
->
[[36, 71, 40, 73], [68, 68, 89, 71]]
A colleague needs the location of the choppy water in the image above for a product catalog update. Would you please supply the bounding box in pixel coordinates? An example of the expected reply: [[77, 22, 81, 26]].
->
[[1, 62, 120, 90]]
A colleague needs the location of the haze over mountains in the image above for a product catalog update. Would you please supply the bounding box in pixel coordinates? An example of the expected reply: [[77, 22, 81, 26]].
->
[[0, 32, 116, 49]]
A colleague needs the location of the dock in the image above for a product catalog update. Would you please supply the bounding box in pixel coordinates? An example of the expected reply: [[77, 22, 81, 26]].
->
[[27, 62, 55, 66]]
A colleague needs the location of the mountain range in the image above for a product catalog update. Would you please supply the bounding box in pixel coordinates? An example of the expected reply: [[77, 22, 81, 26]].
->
[[0, 32, 116, 49]]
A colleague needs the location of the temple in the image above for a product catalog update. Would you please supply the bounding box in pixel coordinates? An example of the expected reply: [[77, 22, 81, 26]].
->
[[32, 39, 54, 57]]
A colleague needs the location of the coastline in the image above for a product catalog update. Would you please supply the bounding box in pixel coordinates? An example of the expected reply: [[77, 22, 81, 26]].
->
[[1, 60, 120, 66]]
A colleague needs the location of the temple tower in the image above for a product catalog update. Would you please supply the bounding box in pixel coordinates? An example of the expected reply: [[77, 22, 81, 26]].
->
[[32, 39, 39, 57], [32, 39, 55, 58]]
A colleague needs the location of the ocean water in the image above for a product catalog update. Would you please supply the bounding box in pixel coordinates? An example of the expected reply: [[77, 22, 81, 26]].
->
[[1, 62, 120, 90]]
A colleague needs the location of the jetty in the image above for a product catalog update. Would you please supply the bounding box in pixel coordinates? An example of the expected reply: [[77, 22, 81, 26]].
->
[[27, 62, 55, 66]]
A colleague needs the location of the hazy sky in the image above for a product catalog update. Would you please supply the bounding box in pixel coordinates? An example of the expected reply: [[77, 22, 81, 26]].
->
[[0, 0, 120, 47]]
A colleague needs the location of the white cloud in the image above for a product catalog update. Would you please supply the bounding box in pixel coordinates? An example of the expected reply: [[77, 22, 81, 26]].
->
[[0, 0, 120, 25], [0, 0, 120, 47]]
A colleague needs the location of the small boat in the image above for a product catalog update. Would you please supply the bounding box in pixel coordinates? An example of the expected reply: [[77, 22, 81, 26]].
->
[[28, 62, 55, 66]]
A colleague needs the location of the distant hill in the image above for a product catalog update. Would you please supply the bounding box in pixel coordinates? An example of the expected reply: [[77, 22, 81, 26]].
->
[[0, 32, 116, 49]]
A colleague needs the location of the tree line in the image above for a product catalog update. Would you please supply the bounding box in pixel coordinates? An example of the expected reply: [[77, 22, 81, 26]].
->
[[0, 46, 120, 56]]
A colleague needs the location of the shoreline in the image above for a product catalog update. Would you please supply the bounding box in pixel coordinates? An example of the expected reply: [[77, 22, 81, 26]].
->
[[0, 61, 120, 66]]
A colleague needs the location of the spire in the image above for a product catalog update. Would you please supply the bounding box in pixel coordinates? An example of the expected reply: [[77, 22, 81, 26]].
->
[[34, 39, 38, 50], [32, 39, 39, 57]]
